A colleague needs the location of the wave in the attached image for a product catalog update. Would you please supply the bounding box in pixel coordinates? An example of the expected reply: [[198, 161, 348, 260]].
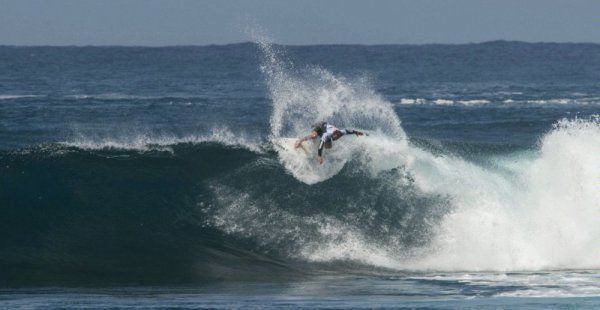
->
[[0, 141, 290, 286], [0, 94, 44, 100], [0, 116, 598, 285], [60, 128, 264, 153]]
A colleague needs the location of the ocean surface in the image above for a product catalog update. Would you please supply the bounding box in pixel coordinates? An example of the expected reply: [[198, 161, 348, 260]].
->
[[1, 40, 599, 308]]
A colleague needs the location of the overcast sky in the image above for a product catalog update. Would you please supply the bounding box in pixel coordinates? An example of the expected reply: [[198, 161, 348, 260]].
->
[[1, 0, 599, 46]]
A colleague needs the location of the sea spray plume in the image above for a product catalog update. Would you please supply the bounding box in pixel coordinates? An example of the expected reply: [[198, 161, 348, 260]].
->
[[257, 39, 406, 140], [252, 33, 407, 184], [250, 30, 294, 139]]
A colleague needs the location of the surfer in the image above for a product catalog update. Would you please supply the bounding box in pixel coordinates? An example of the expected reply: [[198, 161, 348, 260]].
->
[[295, 122, 364, 164]]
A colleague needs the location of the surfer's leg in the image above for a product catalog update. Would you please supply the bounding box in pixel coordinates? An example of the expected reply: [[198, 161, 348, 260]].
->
[[318, 140, 331, 155]]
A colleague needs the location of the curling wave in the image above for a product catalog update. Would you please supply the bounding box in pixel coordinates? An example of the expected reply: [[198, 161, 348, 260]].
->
[[0, 116, 598, 286]]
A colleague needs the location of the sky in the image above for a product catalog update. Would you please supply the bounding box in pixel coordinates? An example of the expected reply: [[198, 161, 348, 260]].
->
[[1, 0, 599, 46]]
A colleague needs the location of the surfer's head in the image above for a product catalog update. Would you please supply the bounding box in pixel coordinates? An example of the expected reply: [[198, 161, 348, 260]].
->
[[312, 122, 327, 136]]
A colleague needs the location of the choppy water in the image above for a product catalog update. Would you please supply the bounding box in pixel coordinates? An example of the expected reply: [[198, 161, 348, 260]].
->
[[1, 40, 599, 308]]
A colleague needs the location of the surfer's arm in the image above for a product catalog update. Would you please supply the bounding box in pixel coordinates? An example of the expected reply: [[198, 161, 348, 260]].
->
[[342, 129, 364, 136], [295, 131, 317, 148]]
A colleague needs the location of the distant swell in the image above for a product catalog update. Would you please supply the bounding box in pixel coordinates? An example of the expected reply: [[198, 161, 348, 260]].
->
[[0, 94, 44, 100], [63, 94, 204, 101], [398, 97, 600, 106]]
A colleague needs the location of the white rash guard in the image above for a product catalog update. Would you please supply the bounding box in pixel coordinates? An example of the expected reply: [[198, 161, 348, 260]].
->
[[317, 123, 354, 156]]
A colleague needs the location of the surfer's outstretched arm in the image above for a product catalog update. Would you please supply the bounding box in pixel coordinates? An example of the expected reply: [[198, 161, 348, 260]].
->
[[295, 131, 317, 148], [331, 129, 364, 141], [342, 129, 364, 136]]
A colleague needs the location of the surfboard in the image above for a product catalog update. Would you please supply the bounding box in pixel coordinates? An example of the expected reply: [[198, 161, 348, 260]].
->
[[274, 138, 311, 157]]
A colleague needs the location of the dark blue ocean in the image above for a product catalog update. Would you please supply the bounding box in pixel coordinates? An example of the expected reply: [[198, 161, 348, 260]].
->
[[1, 41, 599, 308]]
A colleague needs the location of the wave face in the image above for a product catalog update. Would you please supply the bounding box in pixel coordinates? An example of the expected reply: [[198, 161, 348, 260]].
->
[[1, 42, 600, 286], [1, 116, 598, 285]]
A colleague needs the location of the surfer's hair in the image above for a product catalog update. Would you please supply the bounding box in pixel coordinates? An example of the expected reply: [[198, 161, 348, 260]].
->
[[312, 122, 327, 136]]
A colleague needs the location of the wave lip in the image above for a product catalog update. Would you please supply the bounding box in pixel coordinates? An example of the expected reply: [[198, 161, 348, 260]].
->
[[60, 128, 264, 153]]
